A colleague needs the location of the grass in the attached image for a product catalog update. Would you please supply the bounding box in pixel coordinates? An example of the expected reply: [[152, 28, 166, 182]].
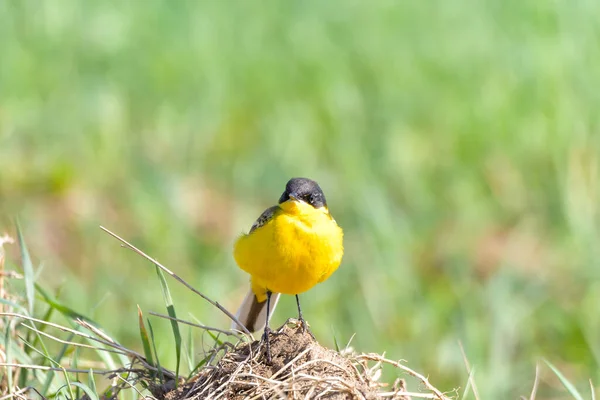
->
[[1, 229, 456, 399], [0, 229, 592, 399], [1, 0, 600, 398]]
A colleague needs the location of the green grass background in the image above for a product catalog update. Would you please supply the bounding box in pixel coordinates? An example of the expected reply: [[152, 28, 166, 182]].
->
[[1, 0, 600, 397]]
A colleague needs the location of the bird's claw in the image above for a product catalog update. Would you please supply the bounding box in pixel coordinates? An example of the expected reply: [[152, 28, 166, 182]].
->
[[299, 318, 316, 339]]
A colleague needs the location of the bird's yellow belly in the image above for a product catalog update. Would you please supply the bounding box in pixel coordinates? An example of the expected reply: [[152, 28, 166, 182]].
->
[[234, 210, 343, 299]]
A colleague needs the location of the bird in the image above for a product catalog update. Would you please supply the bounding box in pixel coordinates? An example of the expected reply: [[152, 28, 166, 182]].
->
[[232, 177, 344, 361]]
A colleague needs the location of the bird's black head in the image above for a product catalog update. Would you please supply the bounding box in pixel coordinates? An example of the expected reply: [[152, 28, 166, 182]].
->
[[278, 177, 327, 209]]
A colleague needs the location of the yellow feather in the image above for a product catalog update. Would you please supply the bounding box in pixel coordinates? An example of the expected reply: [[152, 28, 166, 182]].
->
[[234, 199, 344, 302]]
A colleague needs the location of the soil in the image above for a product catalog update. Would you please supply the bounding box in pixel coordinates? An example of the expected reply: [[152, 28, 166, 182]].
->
[[158, 321, 380, 400]]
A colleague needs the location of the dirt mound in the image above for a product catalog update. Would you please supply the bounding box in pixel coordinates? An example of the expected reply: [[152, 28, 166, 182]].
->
[[162, 321, 378, 399], [154, 320, 450, 400]]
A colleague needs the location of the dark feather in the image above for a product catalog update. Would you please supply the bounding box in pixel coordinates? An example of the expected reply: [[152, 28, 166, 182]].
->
[[249, 205, 279, 233]]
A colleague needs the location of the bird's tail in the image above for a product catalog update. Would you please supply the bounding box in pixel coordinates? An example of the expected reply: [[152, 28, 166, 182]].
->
[[232, 289, 280, 333]]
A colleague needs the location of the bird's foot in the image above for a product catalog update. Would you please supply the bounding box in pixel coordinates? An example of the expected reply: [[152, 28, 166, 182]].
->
[[298, 317, 316, 340], [261, 326, 273, 364]]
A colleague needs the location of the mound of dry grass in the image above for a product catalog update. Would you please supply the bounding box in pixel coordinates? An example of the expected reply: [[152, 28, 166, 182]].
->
[[151, 320, 451, 400]]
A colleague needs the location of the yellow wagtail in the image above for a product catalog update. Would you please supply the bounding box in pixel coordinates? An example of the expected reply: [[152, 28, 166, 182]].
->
[[232, 177, 344, 360]]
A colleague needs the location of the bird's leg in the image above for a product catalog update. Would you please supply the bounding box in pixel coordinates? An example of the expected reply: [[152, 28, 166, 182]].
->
[[295, 295, 315, 339], [262, 291, 273, 363]]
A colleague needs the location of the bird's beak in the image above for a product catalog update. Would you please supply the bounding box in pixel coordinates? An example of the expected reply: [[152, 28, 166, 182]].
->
[[288, 193, 301, 202]]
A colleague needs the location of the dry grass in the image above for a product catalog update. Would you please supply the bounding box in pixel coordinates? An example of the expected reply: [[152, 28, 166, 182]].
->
[[149, 320, 452, 400]]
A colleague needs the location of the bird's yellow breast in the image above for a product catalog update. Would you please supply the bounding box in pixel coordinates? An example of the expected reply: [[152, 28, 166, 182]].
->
[[234, 200, 344, 300]]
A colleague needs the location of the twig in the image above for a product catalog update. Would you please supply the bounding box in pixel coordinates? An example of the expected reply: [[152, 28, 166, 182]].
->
[[241, 349, 361, 400], [75, 318, 119, 344], [1, 312, 139, 357], [21, 323, 129, 356], [205, 355, 250, 400], [0, 272, 23, 279], [99, 226, 251, 335], [2, 312, 175, 379], [244, 376, 290, 400], [75, 316, 173, 375], [356, 354, 451, 400], [116, 375, 153, 399], [459, 341, 480, 400], [0, 363, 119, 374], [529, 363, 540, 400], [377, 391, 439, 399], [149, 311, 237, 336], [0, 386, 29, 400], [271, 348, 312, 380]]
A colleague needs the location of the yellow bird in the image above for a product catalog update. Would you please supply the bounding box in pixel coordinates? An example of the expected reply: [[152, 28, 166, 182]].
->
[[232, 177, 344, 358]]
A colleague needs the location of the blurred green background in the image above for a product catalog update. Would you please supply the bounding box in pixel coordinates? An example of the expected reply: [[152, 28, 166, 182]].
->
[[2, 0, 600, 397]]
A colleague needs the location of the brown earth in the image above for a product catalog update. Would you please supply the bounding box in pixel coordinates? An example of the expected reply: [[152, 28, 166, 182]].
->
[[157, 321, 384, 399]]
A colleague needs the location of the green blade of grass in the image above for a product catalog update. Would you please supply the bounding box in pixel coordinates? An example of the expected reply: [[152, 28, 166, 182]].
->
[[34, 283, 129, 372], [18, 319, 54, 392], [4, 319, 13, 395], [203, 327, 221, 347], [2, 332, 34, 365], [137, 305, 155, 367], [0, 299, 27, 314], [188, 313, 224, 347], [25, 303, 58, 388], [189, 356, 210, 377], [460, 366, 476, 400], [1, 318, 40, 389], [88, 369, 98, 399], [35, 284, 97, 324], [147, 318, 164, 383], [155, 265, 181, 381], [42, 332, 76, 395], [80, 326, 130, 376], [16, 222, 35, 316], [185, 326, 194, 374], [0, 301, 28, 390], [55, 381, 76, 400], [332, 333, 340, 353], [73, 348, 81, 400], [544, 360, 584, 400], [18, 334, 57, 367], [18, 334, 63, 394], [91, 345, 118, 372], [31, 299, 56, 351], [68, 323, 119, 372], [70, 382, 99, 400]]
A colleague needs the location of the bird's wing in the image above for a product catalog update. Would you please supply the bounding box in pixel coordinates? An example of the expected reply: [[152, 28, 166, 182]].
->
[[249, 205, 280, 233]]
